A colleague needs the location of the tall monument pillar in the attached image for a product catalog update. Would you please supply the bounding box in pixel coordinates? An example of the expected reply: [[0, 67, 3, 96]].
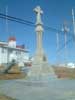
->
[[34, 6, 46, 63], [27, 6, 56, 82]]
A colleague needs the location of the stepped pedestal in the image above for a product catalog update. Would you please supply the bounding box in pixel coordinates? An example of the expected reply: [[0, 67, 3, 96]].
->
[[27, 62, 56, 82], [25, 6, 56, 85]]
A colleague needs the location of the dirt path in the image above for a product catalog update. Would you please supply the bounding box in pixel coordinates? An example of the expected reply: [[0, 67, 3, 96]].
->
[[0, 79, 75, 100]]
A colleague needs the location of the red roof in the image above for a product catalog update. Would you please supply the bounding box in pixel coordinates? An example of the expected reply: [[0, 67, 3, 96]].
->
[[8, 37, 16, 41], [16, 45, 25, 49], [0, 43, 7, 46]]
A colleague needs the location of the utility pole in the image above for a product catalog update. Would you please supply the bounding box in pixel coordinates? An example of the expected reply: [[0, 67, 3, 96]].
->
[[6, 6, 8, 34], [62, 22, 69, 65], [5, 6, 9, 64], [56, 32, 60, 65], [72, 9, 75, 36], [72, 9, 75, 61]]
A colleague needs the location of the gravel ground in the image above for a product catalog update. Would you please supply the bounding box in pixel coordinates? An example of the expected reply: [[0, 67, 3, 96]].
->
[[0, 79, 75, 100]]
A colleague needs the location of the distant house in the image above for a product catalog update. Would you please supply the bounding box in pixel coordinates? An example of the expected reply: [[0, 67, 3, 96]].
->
[[0, 37, 29, 66], [67, 63, 75, 68]]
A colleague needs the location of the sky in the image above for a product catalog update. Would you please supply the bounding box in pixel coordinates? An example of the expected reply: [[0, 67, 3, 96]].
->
[[0, 0, 75, 64]]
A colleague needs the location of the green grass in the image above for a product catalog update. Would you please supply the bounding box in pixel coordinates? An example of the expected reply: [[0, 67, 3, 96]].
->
[[0, 94, 17, 100], [53, 67, 75, 79]]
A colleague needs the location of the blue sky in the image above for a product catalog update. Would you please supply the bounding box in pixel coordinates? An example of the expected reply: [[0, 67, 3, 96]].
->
[[0, 0, 75, 64]]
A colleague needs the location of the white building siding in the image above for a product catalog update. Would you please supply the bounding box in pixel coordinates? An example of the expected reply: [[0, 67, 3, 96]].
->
[[0, 46, 29, 66], [2, 48, 8, 64], [0, 47, 8, 64], [0, 47, 2, 64], [0, 39, 29, 67]]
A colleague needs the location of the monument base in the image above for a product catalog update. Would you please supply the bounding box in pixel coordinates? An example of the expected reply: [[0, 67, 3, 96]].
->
[[26, 62, 57, 83]]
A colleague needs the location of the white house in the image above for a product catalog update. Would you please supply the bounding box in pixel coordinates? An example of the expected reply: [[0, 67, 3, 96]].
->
[[67, 63, 75, 68], [0, 37, 29, 66]]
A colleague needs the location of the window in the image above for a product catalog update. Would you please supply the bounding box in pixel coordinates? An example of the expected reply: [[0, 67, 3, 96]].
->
[[9, 49, 13, 53], [16, 51, 21, 55], [2, 48, 6, 53]]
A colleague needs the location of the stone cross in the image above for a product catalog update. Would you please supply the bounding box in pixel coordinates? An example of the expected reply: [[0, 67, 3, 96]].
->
[[34, 6, 44, 62], [34, 6, 43, 25]]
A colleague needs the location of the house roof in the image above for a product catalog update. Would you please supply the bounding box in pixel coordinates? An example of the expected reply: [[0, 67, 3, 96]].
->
[[8, 37, 16, 41]]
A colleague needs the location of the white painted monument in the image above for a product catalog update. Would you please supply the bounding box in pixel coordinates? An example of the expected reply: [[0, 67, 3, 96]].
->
[[27, 6, 56, 82]]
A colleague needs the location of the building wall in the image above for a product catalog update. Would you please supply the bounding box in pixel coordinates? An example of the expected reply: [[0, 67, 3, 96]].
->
[[0, 46, 29, 66], [16, 51, 26, 63], [8, 41, 16, 48], [0, 47, 2, 64], [0, 47, 8, 64]]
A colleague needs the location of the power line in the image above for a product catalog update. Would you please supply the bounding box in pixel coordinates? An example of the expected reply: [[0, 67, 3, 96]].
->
[[0, 12, 34, 25], [0, 14, 73, 41], [0, 12, 74, 38], [0, 12, 74, 54], [58, 38, 73, 52], [0, 16, 35, 27], [0, 12, 68, 33]]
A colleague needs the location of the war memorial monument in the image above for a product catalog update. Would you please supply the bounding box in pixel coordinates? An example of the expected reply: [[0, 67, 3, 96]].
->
[[26, 6, 56, 83]]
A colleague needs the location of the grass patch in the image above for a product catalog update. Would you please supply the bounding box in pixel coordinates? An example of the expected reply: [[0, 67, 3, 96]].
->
[[0, 94, 17, 100], [0, 73, 26, 80], [53, 67, 75, 79]]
